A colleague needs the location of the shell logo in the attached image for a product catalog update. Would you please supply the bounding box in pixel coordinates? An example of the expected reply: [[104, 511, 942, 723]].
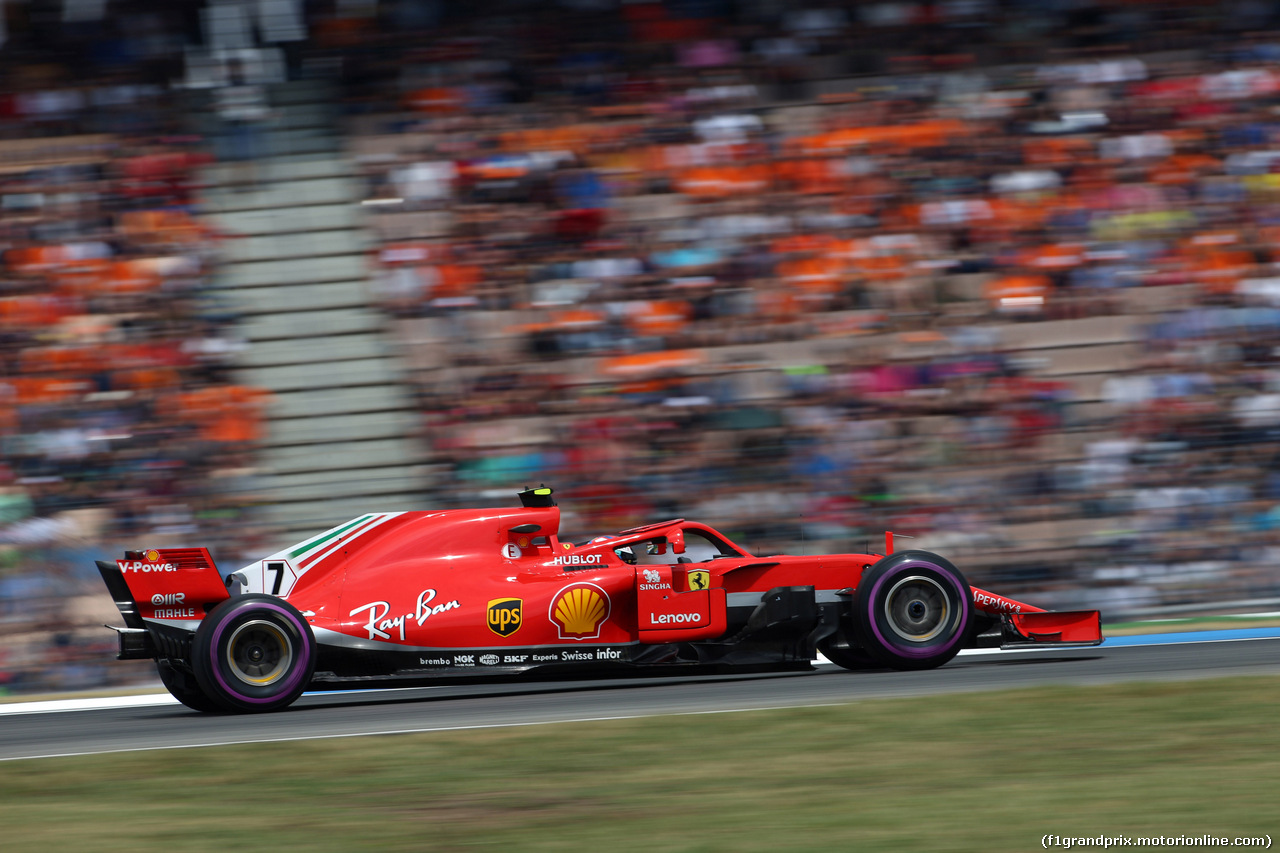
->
[[549, 583, 611, 640], [145, 549, 160, 562]]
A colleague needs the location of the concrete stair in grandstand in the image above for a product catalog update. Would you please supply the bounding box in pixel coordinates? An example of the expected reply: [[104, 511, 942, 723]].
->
[[235, 307, 386, 341], [204, 177, 362, 218], [217, 254, 369, 288], [213, 202, 362, 236], [197, 78, 429, 544]]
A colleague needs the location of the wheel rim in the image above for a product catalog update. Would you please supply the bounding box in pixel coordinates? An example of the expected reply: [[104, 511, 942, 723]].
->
[[884, 575, 950, 642], [226, 620, 293, 686]]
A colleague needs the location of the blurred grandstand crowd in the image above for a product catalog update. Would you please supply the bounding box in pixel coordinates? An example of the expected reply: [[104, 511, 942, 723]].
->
[[5, 0, 1280, 691], [0, 3, 271, 690]]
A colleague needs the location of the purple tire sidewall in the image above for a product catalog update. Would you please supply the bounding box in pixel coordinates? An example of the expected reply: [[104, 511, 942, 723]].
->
[[207, 601, 312, 705], [863, 559, 969, 659]]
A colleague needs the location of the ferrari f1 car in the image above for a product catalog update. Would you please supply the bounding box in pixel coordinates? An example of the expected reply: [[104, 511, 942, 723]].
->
[[97, 487, 1102, 712]]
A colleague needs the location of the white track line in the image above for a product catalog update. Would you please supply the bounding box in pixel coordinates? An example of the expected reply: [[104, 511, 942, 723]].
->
[[0, 694, 177, 715], [0, 685, 439, 716], [2, 704, 856, 762]]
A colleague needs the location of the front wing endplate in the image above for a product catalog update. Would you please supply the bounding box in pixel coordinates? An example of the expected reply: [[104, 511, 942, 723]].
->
[[1001, 610, 1103, 648]]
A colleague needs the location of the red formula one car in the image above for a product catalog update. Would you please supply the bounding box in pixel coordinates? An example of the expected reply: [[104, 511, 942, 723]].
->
[[96, 488, 1102, 713]]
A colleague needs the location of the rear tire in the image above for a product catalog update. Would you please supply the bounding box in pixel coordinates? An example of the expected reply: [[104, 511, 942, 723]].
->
[[191, 594, 316, 713], [853, 550, 972, 670], [157, 659, 221, 713]]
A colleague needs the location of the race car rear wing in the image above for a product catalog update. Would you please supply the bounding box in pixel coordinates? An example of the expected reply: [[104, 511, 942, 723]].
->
[[97, 547, 232, 660]]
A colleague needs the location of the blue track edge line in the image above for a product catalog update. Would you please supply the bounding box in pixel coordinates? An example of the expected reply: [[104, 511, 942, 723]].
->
[[1103, 626, 1280, 646]]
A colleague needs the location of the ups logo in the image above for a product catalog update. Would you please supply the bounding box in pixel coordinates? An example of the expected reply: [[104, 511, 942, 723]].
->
[[487, 598, 522, 637]]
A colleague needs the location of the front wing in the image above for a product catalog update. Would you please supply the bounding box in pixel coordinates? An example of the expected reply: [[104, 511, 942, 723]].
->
[[970, 586, 1103, 648]]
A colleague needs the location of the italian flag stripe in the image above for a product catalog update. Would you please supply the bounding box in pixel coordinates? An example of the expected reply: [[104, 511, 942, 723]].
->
[[288, 514, 375, 559], [298, 513, 393, 569]]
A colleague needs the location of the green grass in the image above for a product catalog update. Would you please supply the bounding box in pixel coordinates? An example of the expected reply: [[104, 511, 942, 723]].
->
[[2, 678, 1278, 851]]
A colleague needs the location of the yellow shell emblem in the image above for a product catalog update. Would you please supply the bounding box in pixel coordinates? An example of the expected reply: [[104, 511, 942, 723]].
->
[[549, 583, 611, 640], [145, 549, 160, 562]]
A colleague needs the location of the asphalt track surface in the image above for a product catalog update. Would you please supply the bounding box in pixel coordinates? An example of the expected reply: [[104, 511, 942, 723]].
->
[[2, 635, 1278, 762]]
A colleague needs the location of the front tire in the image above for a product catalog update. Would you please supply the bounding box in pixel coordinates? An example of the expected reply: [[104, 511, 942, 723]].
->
[[191, 594, 316, 713], [853, 550, 972, 670]]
